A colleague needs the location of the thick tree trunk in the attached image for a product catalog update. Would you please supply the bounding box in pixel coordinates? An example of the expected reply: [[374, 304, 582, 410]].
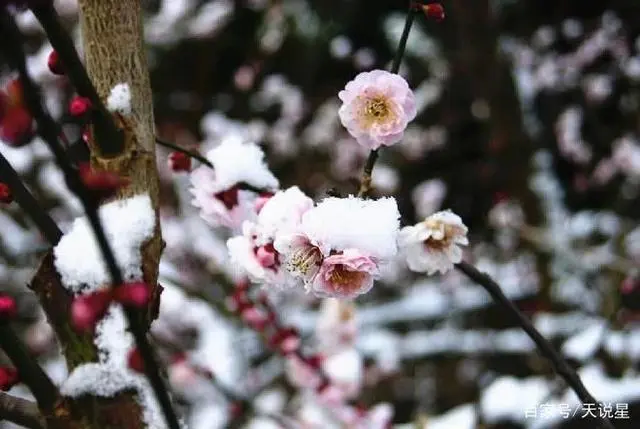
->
[[30, 1, 163, 427]]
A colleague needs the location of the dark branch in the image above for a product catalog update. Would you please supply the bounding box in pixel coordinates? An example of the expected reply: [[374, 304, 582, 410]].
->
[[0, 151, 63, 245], [456, 261, 615, 429], [0, 391, 45, 429], [155, 137, 212, 168], [0, 324, 59, 411], [0, 11, 181, 429], [30, 4, 124, 156]]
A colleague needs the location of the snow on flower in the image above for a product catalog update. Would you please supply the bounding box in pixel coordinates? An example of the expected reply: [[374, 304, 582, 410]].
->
[[227, 186, 313, 285], [53, 194, 155, 294], [190, 136, 279, 229], [398, 209, 469, 275], [338, 69, 416, 149], [106, 83, 132, 115], [275, 196, 400, 298]]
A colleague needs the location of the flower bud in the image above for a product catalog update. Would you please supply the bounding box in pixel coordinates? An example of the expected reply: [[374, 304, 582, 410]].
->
[[78, 163, 128, 200], [113, 282, 151, 308], [47, 50, 64, 75], [0, 294, 17, 321], [71, 290, 112, 332], [0, 367, 19, 391], [0, 183, 12, 204], [0, 107, 33, 146], [421, 3, 445, 22], [69, 96, 93, 118], [168, 151, 192, 173]]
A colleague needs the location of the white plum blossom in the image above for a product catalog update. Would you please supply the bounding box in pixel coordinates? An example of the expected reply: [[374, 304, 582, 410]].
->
[[399, 210, 469, 275], [227, 186, 314, 285], [189, 136, 279, 229], [338, 69, 417, 149], [275, 196, 400, 299]]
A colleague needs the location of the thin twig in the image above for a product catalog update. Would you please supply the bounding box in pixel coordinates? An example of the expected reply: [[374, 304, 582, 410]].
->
[[456, 261, 616, 429], [156, 137, 272, 194], [30, 4, 124, 156], [0, 324, 59, 411], [357, 6, 417, 198], [0, 12, 181, 429], [0, 391, 45, 429], [155, 137, 212, 168], [0, 152, 63, 245]]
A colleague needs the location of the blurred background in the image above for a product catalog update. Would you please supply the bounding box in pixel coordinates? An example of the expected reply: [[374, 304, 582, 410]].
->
[[1, 0, 640, 428]]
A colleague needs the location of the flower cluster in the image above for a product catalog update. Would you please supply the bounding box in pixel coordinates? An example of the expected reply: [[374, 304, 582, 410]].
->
[[228, 192, 401, 299], [189, 136, 279, 230]]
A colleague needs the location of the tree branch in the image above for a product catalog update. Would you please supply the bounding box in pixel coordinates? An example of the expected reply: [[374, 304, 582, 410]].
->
[[455, 261, 615, 429], [0, 324, 59, 411], [0, 11, 180, 429], [30, 3, 124, 156], [0, 151, 63, 245], [0, 391, 45, 429]]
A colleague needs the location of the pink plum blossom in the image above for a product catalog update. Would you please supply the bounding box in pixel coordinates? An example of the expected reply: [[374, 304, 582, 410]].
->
[[227, 187, 315, 286], [311, 249, 378, 299], [338, 70, 416, 149]]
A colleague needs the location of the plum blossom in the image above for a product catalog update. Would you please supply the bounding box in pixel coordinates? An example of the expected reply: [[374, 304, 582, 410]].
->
[[227, 186, 314, 285], [399, 210, 469, 275], [338, 69, 416, 149], [189, 136, 279, 229], [275, 196, 400, 298], [311, 249, 378, 299]]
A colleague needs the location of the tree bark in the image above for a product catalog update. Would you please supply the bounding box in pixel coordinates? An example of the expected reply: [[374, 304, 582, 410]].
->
[[31, 1, 163, 427]]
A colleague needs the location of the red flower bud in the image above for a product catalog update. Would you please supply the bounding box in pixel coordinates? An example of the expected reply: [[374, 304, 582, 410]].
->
[[127, 348, 145, 373], [421, 3, 445, 22], [0, 183, 12, 204], [69, 96, 93, 118], [47, 50, 64, 75], [5, 80, 23, 108], [78, 163, 128, 200], [0, 294, 17, 321], [71, 289, 112, 332], [167, 151, 192, 173], [1, 107, 33, 146], [0, 367, 19, 391], [113, 282, 151, 308]]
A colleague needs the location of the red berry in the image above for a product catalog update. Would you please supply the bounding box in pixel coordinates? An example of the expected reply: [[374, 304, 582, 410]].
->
[[0, 367, 19, 391], [69, 96, 93, 118], [47, 50, 64, 75], [0, 183, 12, 204], [167, 151, 192, 173], [113, 282, 151, 308], [0, 294, 17, 320]]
